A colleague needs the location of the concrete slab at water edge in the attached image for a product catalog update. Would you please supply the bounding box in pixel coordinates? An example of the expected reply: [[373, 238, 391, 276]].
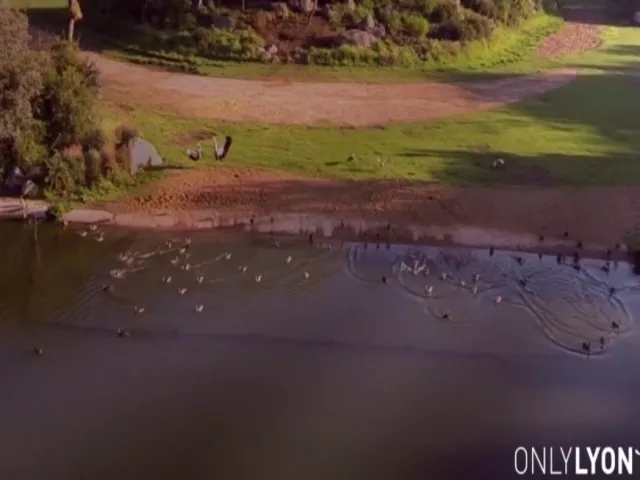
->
[[0, 197, 50, 220], [62, 209, 114, 224]]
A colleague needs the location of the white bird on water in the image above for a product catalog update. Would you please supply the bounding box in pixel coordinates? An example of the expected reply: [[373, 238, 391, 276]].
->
[[178, 288, 187, 295], [255, 275, 262, 283], [196, 275, 204, 284], [425, 285, 433, 296], [286, 256, 292, 264], [133, 306, 144, 314], [304, 272, 310, 280], [195, 304, 204, 313], [495, 295, 502, 305], [225, 252, 232, 260], [162, 276, 172, 283]]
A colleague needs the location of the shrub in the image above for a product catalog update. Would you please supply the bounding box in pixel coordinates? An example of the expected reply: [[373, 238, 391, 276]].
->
[[192, 26, 264, 60], [37, 41, 101, 153], [45, 151, 86, 196], [461, 0, 498, 20], [427, 0, 459, 23], [403, 14, 430, 38]]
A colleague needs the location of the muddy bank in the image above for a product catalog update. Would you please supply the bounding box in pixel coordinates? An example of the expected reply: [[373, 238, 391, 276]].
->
[[94, 167, 640, 257], [59, 207, 631, 262]]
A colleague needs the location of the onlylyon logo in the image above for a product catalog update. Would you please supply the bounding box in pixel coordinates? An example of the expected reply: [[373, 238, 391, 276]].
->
[[514, 447, 640, 476]]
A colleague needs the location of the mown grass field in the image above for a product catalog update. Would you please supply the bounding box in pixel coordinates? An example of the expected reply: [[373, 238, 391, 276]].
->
[[97, 26, 640, 190]]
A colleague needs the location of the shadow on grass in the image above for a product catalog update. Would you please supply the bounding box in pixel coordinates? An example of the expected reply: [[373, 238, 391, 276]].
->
[[399, 149, 640, 186]]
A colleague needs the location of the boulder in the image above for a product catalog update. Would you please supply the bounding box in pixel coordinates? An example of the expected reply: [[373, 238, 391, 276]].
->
[[260, 50, 273, 62], [272, 2, 290, 19], [371, 23, 386, 38], [336, 29, 376, 48], [211, 14, 233, 30], [323, 3, 332, 19], [128, 137, 163, 175], [287, 0, 316, 14], [360, 13, 375, 30]]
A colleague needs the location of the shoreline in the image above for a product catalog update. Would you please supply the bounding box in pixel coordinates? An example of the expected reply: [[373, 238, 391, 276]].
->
[[1, 189, 636, 262], [59, 207, 631, 261]]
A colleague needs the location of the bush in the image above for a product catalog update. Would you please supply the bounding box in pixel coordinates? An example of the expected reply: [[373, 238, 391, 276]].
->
[[45, 151, 86, 196], [0, 5, 142, 200], [461, 0, 498, 20], [432, 11, 492, 41], [192, 26, 264, 60]]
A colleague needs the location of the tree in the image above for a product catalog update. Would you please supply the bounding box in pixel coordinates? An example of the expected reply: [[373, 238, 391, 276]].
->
[[68, 0, 83, 42], [0, 5, 45, 170]]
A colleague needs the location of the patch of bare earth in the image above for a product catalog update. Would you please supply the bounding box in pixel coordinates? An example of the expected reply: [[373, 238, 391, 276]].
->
[[103, 167, 640, 247], [536, 21, 603, 58], [86, 51, 579, 126]]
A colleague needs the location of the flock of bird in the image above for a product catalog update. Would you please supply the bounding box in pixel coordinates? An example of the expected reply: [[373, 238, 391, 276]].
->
[[30, 223, 627, 358], [370, 232, 628, 357]]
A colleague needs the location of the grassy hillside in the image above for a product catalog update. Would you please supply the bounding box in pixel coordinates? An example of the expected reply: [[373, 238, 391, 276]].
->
[[8, 0, 563, 80]]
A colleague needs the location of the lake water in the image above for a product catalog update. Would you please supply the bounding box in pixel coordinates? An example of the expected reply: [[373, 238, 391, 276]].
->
[[1, 222, 640, 480]]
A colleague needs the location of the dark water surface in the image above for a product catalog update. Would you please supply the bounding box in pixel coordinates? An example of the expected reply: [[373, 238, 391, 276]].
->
[[1, 222, 640, 480]]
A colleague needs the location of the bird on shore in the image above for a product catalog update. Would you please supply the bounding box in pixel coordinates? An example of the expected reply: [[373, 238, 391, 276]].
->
[[178, 288, 187, 295], [213, 136, 233, 161], [304, 272, 310, 280], [612, 320, 620, 333], [33, 346, 43, 356], [102, 284, 113, 293], [286, 256, 292, 264], [425, 285, 433, 296], [382, 276, 388, 284], [163, 276, 172, 283], [117, 329, 130, 338], [196, 275, 204, 284], [239, 265, 248, 273], [495, 295, 502, 305], [599, 336, 606, 350], [441, 312, 452, 321], [347, 153, 355, 162], [491, 158, 504, 169], [225, 252, 232, 260], [255, 274, 262, 283], [187, 143, 203, 161], [440, 272, 447, 281], [582, 341, 591, 356], [133, 306, 144, 314]]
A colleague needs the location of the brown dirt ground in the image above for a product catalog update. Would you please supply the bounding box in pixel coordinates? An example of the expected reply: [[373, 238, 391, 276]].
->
[[96, 15, 623, 245], [104, 167, 640, 248]]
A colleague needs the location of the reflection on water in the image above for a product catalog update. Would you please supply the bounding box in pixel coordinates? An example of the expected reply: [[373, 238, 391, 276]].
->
[[1, 223, 640, 480]]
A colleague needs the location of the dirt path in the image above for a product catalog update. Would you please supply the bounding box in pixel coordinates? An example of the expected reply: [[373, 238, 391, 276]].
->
[[91, 52, 581, 126]]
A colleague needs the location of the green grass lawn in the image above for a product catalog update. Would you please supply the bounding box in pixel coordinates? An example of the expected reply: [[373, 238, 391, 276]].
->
[[99, 25, 640, 189]]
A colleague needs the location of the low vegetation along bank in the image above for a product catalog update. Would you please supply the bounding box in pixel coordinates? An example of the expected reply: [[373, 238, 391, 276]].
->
[[0, 5, 140, 204], [12, 0, 563, 79]]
